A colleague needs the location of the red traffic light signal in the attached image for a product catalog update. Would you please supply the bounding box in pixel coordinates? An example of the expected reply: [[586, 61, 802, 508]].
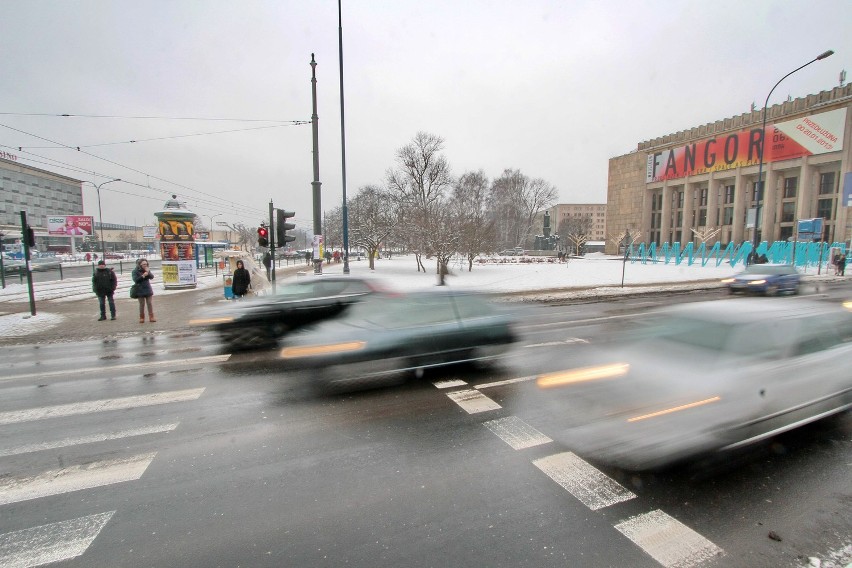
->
[[257, 225, 269, 247]]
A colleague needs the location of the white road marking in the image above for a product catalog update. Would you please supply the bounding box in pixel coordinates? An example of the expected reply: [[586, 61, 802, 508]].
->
[[532, 451, 636, 511], [475, 375, 536, 390], [0, 511, 115, 568], [614, 509, 724, 568], [524, 338, 589, 348], [0, 453, 156, 506], [483, 416, 552, 449], [0, 388, 204, 426], [446, 389, 502, 414], [0, 354, 230, 382], [0, 423, 179, 458], [433, 379, 468, 389]]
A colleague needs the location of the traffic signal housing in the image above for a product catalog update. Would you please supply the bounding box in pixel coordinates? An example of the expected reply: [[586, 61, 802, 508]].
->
[[26, 227, 36, 248], [276, 210, 296, 245], [257, 225, 269, 248]]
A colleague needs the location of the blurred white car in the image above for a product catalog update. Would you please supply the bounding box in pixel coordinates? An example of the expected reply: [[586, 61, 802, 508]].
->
[[528, 298, 852, 470]]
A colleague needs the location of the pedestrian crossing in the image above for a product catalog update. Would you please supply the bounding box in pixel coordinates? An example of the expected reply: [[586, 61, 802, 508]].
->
[[0, 341, 212, 568]]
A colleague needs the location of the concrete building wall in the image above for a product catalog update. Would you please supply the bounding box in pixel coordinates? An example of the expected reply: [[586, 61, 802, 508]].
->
[[606, 85, 852, 254]]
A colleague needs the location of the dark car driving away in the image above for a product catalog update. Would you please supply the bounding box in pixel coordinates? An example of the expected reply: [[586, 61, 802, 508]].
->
[[523, 298, 852, 471], [190, 275, 392, 350], [279, 289, 517, 390], [721, 263, 801, 295]]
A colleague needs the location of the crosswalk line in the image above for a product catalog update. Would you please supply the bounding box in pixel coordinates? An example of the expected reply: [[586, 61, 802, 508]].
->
[[484, 416, 552, 450], [615, 509, 724, 568], [0, 511, 115, 568], [0, 423, 179, 458], [446, 389, 502, 414], [0, 354, 230, 383], [0, 453, 156, 506], [0, 388, 205, 425], [533, 451, 636, 511]]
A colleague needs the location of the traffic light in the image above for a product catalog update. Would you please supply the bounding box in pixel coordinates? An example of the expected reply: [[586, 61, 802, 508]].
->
[[26, 227, 36, 248], [276, 209, 296, 245], [257, 225, 269, 248]]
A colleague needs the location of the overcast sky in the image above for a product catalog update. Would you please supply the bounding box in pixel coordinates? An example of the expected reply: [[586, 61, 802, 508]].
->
[[2, 0, 850, 233]]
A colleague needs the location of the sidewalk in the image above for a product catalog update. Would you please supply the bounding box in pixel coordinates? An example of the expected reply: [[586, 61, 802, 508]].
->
[[0, 263, 308, 346]]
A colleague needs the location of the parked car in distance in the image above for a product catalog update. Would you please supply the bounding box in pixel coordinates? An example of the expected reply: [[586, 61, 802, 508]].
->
[[721, 263, 801, 295], [279, 289, 517, 390], [523, 298, 852, 471], [189, 275, 392, 350]]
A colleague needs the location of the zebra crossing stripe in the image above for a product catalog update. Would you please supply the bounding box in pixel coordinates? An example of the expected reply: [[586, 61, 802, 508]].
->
[[446, 389, 502, 414], [614, 509, 724, 567], [532, 451, 636, 511], [0, 512, 115, 568], [0, 354, 230, 383], [0, 423, 179, 458], [483, 416, 552, 450], [0, 388, 205, 425], [0, 453, 156, 506]]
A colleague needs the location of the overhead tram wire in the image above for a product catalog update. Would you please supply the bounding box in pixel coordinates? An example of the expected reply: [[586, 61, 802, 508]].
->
[[0, 123, 272, 216], [0, 112, 306, 123]]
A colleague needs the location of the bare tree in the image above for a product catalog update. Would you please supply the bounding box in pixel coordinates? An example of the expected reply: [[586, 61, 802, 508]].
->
[[488, 169, 557, 250], [348, 185, 399, 270], [231, 223, 255, 252], [557, 215, 593, 256], [386, 132, 454, 274], [452, 170, 496, 271], [323, 205, 343, 253]]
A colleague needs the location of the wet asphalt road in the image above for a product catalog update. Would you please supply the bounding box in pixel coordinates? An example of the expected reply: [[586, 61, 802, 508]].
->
[[1, 287, 850, 568]]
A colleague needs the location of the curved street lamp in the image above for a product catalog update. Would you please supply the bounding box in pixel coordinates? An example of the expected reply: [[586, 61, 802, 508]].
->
[[84, 178, 121, 256], [751, 50, 833, 261]]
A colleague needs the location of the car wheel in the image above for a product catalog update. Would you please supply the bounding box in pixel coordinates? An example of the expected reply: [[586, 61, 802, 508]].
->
[[792, 284, 800, 295]]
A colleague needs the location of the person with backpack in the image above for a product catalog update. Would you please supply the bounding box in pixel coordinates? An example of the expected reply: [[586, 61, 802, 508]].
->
[[92, 260, 118, 321]]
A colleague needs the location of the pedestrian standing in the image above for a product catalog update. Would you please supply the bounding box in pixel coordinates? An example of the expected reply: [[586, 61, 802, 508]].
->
[[262, 251, 272, 280], [231, 259, 251, 299], [92, 259, 117, 321], [132, 258, 156, 323], [839, 252, 847, 276]]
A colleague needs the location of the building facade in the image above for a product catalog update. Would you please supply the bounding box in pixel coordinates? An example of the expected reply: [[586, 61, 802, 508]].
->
[[1, 153, 83, 247], [607, 85, 852, 255]]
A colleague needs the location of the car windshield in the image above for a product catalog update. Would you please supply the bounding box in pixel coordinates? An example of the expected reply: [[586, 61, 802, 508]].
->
[[742, 264, 795, 275]]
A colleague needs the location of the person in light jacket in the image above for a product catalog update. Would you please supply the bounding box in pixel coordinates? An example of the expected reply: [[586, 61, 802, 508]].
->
[[132, 258, 156, 323], [92, 259, 117, 321]]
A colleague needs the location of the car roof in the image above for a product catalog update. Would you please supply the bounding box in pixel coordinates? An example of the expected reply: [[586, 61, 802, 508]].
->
[[659, 298, 846, 324]]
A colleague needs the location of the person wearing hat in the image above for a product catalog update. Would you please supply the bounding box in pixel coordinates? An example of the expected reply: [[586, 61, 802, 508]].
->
[[92, 259, 118, 321]]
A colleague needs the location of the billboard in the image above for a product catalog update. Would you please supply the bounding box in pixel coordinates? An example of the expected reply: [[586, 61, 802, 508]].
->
[[646, 108, 847, 183], [47, 215, 94, 236]]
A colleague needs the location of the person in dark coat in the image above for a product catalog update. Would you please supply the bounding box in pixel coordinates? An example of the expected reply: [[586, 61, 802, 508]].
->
[[231, 260, 251, 299], [262, 251, 272, 280], [92, 259, 117, 321], [132, 258, 156, 323]]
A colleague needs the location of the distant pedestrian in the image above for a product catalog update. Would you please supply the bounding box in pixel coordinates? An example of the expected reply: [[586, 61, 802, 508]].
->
[[262, 251, 272, 280], [92, 259, 117, 321], [231, 260, 251, 299], [839, 252, 847, 276], [132, 258, 156, 323]]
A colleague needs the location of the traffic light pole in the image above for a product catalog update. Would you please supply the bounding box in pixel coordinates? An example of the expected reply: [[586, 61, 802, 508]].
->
[[269, 200, 276, 292], [19, 210, 36, 316]]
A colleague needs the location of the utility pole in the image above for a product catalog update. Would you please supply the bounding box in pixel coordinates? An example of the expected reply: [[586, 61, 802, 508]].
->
[[268, 200, 277, 291], [20, 211, 36, 315], [310, 53, 323, 275]]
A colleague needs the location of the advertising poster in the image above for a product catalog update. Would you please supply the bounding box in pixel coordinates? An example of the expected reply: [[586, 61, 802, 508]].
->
[[646, 108, 847, 183], [47, 215, 94, 236]]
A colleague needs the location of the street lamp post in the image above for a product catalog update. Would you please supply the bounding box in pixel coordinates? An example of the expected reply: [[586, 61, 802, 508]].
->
[[751, 50, 833, 262], [85, 178, 121, 257], [206, 214, 223, 239]]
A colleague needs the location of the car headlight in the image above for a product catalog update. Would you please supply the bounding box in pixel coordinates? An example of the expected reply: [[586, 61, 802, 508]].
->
[[536, 363, 629, 388], [189, 316, 235, 326], [748, 279, 767, 286], [720, 278, 735, 284], [280, 341, 366, 358]]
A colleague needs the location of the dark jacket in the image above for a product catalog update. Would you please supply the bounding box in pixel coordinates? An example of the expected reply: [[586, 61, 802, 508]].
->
[[131, 266, 155, 297], [232, 267, 251, 296], [92, 266, 118, 296]]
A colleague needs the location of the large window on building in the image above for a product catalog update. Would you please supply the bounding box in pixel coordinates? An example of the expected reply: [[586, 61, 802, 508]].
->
[[817, 198, 834, 221], [783, 177, 798, 198], [781, 202, 796, 223], [819, 172, 836, 195]]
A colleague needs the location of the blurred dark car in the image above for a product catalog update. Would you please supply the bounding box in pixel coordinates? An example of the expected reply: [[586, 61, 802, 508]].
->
[[190, 276, 391, 350], [526, 298, 852, 471], [721, 263, 800, 295], [279, 289, 517, 389]]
